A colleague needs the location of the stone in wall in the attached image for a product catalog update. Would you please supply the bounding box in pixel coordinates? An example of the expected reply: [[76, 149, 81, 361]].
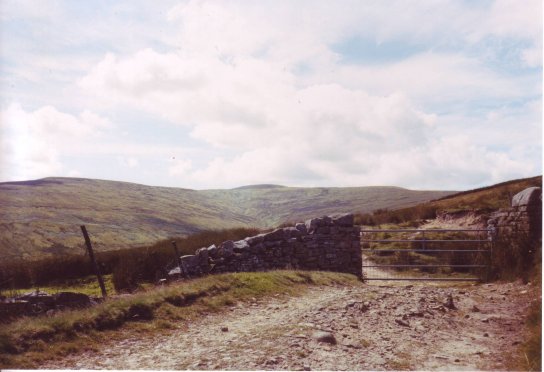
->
[[512, 187, 541, 208], [168, 213, 362, 279], [488, 187, 542, 243]]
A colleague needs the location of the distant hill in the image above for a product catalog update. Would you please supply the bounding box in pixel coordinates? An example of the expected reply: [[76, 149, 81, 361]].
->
[[0, 177, 454, 260], [232, 184, 286, 190]]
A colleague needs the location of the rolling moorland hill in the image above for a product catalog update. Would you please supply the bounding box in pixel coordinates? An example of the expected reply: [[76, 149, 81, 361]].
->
[[0, 177, 454, 260]]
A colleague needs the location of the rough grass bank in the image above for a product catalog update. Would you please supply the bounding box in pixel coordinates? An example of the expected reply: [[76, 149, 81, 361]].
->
[[0, 270, 360, 369]]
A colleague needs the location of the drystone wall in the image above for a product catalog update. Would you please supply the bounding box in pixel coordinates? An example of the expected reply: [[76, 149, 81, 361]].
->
[[487, 187, 542, 243], [169, 213, 362, 279]]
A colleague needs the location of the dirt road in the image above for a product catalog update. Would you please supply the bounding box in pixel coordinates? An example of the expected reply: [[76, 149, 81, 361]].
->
[[43, 278, 536, 371]]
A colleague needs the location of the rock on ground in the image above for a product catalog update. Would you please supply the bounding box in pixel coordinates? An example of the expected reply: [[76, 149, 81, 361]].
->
[[42, 279, 536, 371]]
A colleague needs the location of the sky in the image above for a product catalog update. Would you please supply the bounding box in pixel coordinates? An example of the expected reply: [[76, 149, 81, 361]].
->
[[0, 0, 542, 190]]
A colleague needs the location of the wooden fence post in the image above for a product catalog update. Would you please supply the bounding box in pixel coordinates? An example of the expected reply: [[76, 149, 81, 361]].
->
[[80, 225, 107, 298]]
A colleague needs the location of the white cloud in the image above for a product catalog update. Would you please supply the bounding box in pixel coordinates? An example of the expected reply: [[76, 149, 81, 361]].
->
[[79, 39, 539, 188], [79, 0, 541, 114], [163, 0, 542, 62], [478, 0, 542, 42], [181, 132, 535, 189], [0, 103, 111, 181], [0, 0, 62, 21], [321, 52, 537, 106], [117, 156, 139, 169], [168, 158, 193, 177], [80, 47, 528, 140], [521, 46, 543, 68], [2, 0, 541, 189]]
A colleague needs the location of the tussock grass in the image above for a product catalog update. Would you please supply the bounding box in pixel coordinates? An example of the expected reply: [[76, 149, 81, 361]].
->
[[0, 270, 359, 368], [514, 264, 542, 372], [521, 299, 542, 371]]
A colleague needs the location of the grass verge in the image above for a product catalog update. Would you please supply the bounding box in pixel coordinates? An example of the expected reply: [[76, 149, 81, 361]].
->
[[506, 264, 542, 371], [0, 270, 359, 368], [518, 265, 541, 371], [521, 299, 541, 371]]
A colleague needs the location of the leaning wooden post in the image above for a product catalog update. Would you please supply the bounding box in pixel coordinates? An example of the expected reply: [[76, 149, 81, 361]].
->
[[80, 225, 107, 298]]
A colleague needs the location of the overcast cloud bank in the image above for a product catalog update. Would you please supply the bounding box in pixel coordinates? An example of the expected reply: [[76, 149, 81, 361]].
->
[[0, 0, 541, 189]]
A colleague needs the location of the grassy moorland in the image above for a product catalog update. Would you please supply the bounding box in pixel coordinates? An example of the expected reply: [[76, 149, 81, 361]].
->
[[355, 175, 541, 226], [0, 177, 454, 260], [0, 176, 541, 369], [0, 270, 359, 369], [432, 175, 542, 212]]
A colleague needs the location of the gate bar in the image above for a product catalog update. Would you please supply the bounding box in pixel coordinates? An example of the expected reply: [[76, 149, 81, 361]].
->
[[362, 239, 491, 243], [364, 278, 480, 281], [362, 249, 490, 253], [362, 264, 487, 268], [361, 228, 491, 233], [361, 228, 492, 282]]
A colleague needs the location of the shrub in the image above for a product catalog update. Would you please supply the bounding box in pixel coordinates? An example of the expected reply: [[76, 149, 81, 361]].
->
[[111, 227, 260, 291], [112, 256, 141, 292], [354, 213, 375, 226], [1, 227, 260, 292], [355, 205, 438, 227], [0, 332, 17, 354]]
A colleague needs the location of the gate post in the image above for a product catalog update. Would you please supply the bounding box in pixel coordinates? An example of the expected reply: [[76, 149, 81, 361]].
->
[[486, 227, 495, 282]]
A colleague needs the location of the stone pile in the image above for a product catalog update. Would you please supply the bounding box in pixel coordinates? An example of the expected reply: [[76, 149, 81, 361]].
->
[[169, 213, 362, 279]]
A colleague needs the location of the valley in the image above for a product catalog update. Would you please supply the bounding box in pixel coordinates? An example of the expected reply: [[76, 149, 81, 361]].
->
[[0, 177, 454, 260]]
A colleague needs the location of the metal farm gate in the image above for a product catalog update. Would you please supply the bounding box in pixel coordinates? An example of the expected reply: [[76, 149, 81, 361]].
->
[[361, 228, 493, 282]]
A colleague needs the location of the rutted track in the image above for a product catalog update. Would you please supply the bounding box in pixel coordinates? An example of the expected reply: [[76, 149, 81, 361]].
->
[[42, 280, 536, 371]]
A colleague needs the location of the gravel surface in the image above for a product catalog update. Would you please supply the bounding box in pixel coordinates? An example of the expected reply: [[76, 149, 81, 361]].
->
[[42, 279, 536, 371]]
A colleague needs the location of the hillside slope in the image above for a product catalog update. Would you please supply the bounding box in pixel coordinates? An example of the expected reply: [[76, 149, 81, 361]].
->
[[0, 177, 453, 260], [355, 175, 542, 227], [431, 175, 542, 212]]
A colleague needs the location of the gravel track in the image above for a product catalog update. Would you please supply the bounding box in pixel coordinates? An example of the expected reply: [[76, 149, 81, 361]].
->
[[42, 278, 536, 371]]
